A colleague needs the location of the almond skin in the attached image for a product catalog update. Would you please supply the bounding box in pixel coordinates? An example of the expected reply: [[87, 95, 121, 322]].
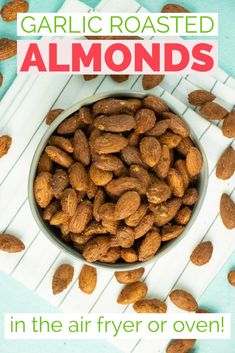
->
[[92, 133, 128, 154], [117, 281, 148, 304], [216, 146, 235, 180], [114, 191, 141, 220], [73, 129, 90, 165], [186, 147, 203, 177], [61, 188, 78, 217], [114, 268, 145, 284], [222, 112, 235, 138], [143, 95, 169, 114], [69, 162, 88, 192], [93, 114, 136, 132], [188, 90, 215, 106], [146, 178, 171, 204], [200, 102, 228, 120], [34, 172, 53, 208], [48, 136, 73, 153], [52, 264, 74, 295], [1, 0, 29, 22], [166, 339, 196, 353], [140, 136, 161, 167], [182, 188, 199, 205], [45, 109, 64, 125], [69, 201, 92, 233], [134, 213, 155, 239], [175, 207, 192, 225], [135, 108, 156, 134], [142, 74, 165, 90], [150, 198, 182, 227], [228, 270, 235, 286], [121, 247, 138, 263], [92, 98, 138, 116], [45, 146, 73, 168], [0, 38, 17, 61], [162, 4, 190, 13], [51, 169, 69, 199], [169, 289, 198, 312], [166, 168, 185, 198], [0, 135, 12, 157], [133, 298, 167, 313], [89, 164, 113, 186], [161, 225, 184, 241], [190, 241, 213, 266], [0, 234, 25, 253], [138, 230, 162, 261], [220, 193, 235, 229], [79, 265, 97, 294]]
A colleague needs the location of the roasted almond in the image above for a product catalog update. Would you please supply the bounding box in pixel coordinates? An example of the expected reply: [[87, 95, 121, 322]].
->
[[89, 164, 113, 186], [0, 38, 17, 61], [92, 98, 138, 116], [51, 169, 69, 199], [42, 200, 60, 221], [222, 112, 235, 138], [92, 133, 128, 154], [93, 114, 136, 132], [111, 226, 134, 248], [34, 172, 53, 208], [161, 225, 184, 241], [129, 164, 151, 192], [176, 137, 194, 156], [166, 168, 185, 198], [114, 268, 145, 284], [121, 247, 138, 263], [57, 114, 83, 134], [83, 236, 111, 262], [0, 233, 25, 253], [52, 264, 74, 295], [121, 145, 144, 166], [105, 177, 143, 197], [175, 159, 190, 189], [220, 193, 235, 229], [175, 207, 192, 225], [45, 109, 64, 125], [142, 74, 165, 90], [133, 298, 167, 313], [69, 200, 92, 233], [61, 188, 78, 217], [110, 74, 129, 83], [50, 210, 70, 226], [134, 213, 154, 239], [153, 144, 171, 179], [99, 246, 121, 263], [166, 339, 196, 353], [45, 146, 73, 168], [190, 241, 213, 266], [94, 154, 124, 172], [162, 4, 190, 13], [162, 112, 190, 138], [79, 265, 97, 294], [216, 146, 235, 180], [186, 147, 203, 176], [139, 136, 161, 167], [150, 197, 182, 227], [228, 270, 235, 286], [0, 135, 12, 157], [38, 152, 53, 173], [146, 178, 171, 204], [145, 120, 169, 137], [73, 129, 90, 166], [159, 131, 182, 149], [1, 0, 29, 22], [48, 135, 74, 153], [169, 289, 198, 312], [114, 191, 141, 220], [69, 162, 88, 192], [125, 203, 148, 227], [135, 108, 156, 134], [182, 188, 199, 205], [93, 188, 105, 221], [188, 89, 215, 106], [200, 102, 228, 120], [138, 230, 161, 261], [117, 281, 148, 304], [143, 95, 169, 114]]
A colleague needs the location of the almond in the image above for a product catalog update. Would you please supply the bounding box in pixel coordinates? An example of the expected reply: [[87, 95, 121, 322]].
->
[[176, 137, 194, 156], [145, 120, 169, 137], [222, 112, 235, 138], [45, 146, 73, 168], [153, 144, 171, 179], [159, 131, 182, 148], [190, 241, 213, 266], [146, 178, 171, 204], [114, 191, 141, 220], [79, 265, 97, 294], [92, 98, 137, 116], [50, 210, 70, 226], [0, 72, 3, 87], [38, 152, 53, 173], [42, 200, 60, 221], [89, 164, 113, 186], [188, 89, 215, 106], [105, 177, 143, 197], [45, 108, 64, 125], [133, 298, 167, 313], [84, 221, 108, 236], [114, 268, 145, 284], [169, 289, 198, 312], [129, 164, 151, 192], [93, 188, 105, 221], [135, 108, 156, 134], [121, 247, 138, 263], [142, 74, 165, 90], [200, 102, 228, 120], [228, 270, 235, 286], [0, 38, 17, 61], [182, 188, 199, 205], [166, 339, 196, 353], [117, 281, 148, 304], [86, 177, 98, 199], [175, 159, 190, 189], [134, 213, 154, 239], [92, 133, 128, 154], [175, 207, 192, 225], [111, 226, 134, 248], [34, 172, 53, 208], [69, 162, 88, 191], [161, 4, 190, 13], [216, 146, 235, 180], [94, 114, 136, 132], [161, 225, 184, 241], [52, 264, 74, 295], [83, 236, 111, 262], [57, 114, 83, 134], [69, 201, 92, 233], [98, 203, 115, 221], [162, 112, 190, 138], [220, 193, 235, 229], [143, 95, 169, 114], [166, 168, 185, 197], [138, 230, 161, 261], [61, 188, 78, 217], [83, 74, 98, 81], [99, 246, 121, 263], [140, 136, 161, 167], [150, 198, 182, 227], [186, 147, 203, 176], [48, 135, 73, 153], [0, 233, 25, 253], [110, 74, 129, 83], [0, 135, 12, 157], [73, 129, 90, 165], [121, 145, 144, 166], [94, 154, 124, 172], [125, 204, 148, 227], [1, 0, 29, 22], [51, 169, 69, 199], [79, 106, 93, 125]]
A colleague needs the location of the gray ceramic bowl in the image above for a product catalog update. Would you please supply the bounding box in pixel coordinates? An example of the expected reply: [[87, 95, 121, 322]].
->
[[28, 90, 208, 271]]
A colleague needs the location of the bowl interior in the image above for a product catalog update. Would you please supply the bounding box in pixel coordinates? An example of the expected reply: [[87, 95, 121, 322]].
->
[[28, 90, 208, 271]]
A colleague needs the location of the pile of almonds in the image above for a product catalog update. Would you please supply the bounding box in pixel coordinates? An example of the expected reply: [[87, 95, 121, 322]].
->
[[34, 95, 204, 265]]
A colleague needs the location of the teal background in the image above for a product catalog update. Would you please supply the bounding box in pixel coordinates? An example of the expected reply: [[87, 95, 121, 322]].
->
[[0, 0, 235, 352]]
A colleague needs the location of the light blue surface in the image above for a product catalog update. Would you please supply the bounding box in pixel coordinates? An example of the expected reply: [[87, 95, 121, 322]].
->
[[0, 1, 235, 352]]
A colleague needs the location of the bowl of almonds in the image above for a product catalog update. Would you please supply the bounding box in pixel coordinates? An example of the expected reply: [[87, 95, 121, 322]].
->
[[28, 91, 208, 269]]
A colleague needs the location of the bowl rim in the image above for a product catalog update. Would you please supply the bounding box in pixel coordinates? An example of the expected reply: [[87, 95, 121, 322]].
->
[[28, 89, 209, 271]]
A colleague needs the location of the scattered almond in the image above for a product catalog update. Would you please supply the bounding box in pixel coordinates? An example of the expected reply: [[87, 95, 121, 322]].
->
[[114, 268, 145, 284], [117, 281, 148, 304], [216, 146, 235, 180], [0, 233, 25, 253], [45, 109, 64, 125], [0, 38, 17, 61], [220, 193, 235, 229], [79, 265, 97, 294], [142, 74, 165, 90], [228, 270, 235, 286], [133, 298, 167, 313], [169, 289, 198, 311], [0, 135, 12, 157], [200, 102, 228, 120], [52, 264, 74, 295], [188, 90, 215, 106], [1, 0, 29, 22], [190, 241, 213, 266]]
